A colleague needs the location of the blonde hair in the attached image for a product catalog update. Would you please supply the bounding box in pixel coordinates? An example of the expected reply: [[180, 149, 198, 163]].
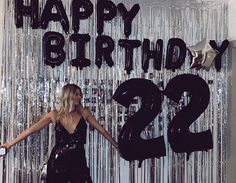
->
[[57, 84, 82, 118]]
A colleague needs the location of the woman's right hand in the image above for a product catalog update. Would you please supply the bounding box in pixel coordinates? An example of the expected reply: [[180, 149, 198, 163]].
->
[[0, 143, 11, 149], [0, 143, 10, 157]]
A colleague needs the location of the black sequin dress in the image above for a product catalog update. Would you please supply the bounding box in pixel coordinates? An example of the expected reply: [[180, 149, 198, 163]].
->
[[46, 117, 92, 183]]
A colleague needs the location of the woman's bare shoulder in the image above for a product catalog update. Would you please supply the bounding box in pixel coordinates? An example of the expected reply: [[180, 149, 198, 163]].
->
[[79, 106, 92, 119], [47, 110, 58, 123]]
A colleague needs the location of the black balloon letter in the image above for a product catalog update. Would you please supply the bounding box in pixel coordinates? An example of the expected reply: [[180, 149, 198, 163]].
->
[[118, 39, 141, 74], [43, 31, 65, 68], [142, 39, 163, 73], [209, 39, 229, 72], [96, 35, 115, 68], [97, 0, 117, 35], [113, 79, 166, 167], [117, 3, 140, 37], [70, 33, 91, 69], [163, 74, 213, 160], [14, 0, 39, 28], [72, 0, 93, 33], [41, 0, 69, 34], [165, 38, 186, 71]]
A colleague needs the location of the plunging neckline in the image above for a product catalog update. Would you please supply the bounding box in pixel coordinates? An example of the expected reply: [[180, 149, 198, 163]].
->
[[58, 116, 83, 135]]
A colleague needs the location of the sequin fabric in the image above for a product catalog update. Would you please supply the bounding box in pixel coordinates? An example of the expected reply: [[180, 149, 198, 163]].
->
[[46, 117, 92, 183]]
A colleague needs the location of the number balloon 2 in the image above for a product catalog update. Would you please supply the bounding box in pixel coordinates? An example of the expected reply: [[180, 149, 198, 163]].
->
[[113, 74, 213, 167], [112, 78, 166, 167], [164, 74, 213, 160]]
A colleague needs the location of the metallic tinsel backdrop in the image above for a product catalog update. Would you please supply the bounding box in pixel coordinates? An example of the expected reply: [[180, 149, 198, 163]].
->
[[0, 0, 228, 183]]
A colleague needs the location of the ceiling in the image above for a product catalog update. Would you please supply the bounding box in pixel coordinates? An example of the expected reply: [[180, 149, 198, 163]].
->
[[112, 0, 228, 7]]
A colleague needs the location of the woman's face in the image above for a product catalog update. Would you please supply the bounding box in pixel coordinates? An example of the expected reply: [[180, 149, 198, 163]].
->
[[74, 89, 82, 105]]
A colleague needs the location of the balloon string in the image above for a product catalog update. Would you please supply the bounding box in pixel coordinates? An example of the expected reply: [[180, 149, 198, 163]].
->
[[186, 152, 191, 161], [138, 159, 144, 168]]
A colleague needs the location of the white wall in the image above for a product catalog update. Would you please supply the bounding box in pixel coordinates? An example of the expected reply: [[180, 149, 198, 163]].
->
[[0, 1, 3, 100], [228, 0, 236, 40], [227, 0, 236, 182], [228, 41, 236, 183], [0, 1, 4, 183], [0, 1, 235, 182]]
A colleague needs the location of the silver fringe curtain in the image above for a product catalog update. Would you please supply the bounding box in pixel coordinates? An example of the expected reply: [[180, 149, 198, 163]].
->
[[0, 0, 228, 182]]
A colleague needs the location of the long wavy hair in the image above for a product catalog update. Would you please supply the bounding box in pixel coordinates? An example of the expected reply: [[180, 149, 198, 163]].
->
[[57, 84, 82, 119]]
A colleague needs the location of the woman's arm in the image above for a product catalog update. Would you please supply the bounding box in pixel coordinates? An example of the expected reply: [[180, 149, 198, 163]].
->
[[0, 111, 56, 150], [81, 107, 118, 149]]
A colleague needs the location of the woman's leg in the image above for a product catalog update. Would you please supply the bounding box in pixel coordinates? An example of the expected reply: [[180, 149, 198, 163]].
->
[[46, 158, 68, 183], [46, 170, 68, 183], [69, 167, 92, 183]]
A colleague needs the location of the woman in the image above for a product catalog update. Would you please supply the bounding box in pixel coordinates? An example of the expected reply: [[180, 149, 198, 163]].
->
[[0, 84, 119, 183]]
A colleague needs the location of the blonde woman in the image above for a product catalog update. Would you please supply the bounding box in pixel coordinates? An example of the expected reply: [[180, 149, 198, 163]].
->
[[0, 84, 119, 183]]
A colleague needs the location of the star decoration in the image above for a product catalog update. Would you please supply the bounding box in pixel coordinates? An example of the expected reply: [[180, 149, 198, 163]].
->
[[188, 38, 219, 71]]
